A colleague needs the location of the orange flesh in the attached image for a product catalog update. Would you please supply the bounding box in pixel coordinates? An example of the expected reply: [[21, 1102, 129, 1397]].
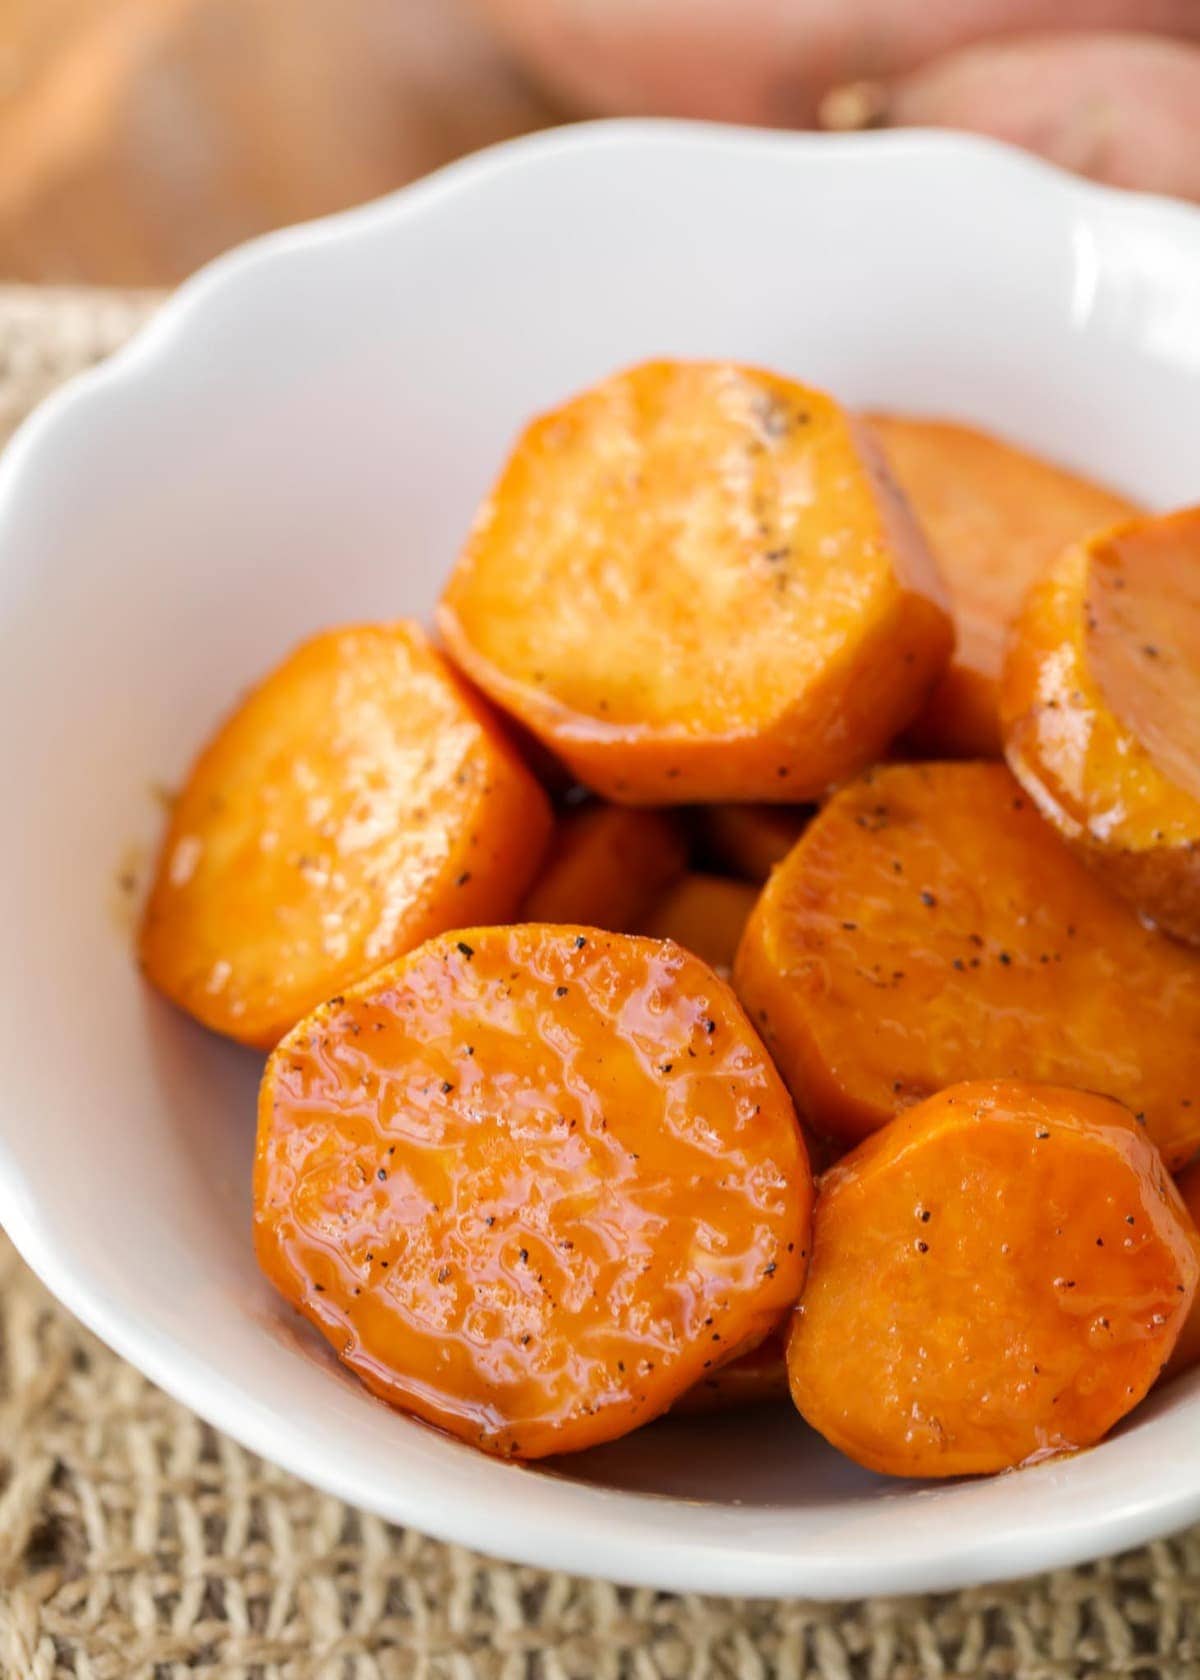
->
[[520, 801, 686, 928], [641, 872, 759, 976], [870, 415, 1137, 757], [733, 761, 1200, 1166], [439, 362, 952, 802], [1087, 510, 1200, 804], [788, 1081, 1199, 1478], [139, 622, 552, 1047], [1002, 508, 1200, 942], [254, 924, 812, 1459]]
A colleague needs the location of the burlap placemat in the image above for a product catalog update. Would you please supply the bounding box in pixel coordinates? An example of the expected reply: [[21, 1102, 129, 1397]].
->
[[2, 285, 1200, 1680]]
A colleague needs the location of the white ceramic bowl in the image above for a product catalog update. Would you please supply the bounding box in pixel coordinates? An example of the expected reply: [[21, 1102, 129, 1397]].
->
[[2, 121, 1200, 1600]]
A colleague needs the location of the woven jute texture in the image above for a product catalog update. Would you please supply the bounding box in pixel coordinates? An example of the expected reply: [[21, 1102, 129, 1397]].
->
[[2, 286, 1200, 1680]]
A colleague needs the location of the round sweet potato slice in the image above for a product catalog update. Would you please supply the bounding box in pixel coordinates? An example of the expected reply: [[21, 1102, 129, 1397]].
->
[[788, 1081, 1200, 1478], [734, 761, 1200, 1166], [438, 361, 952, 803], [254, 924, 812, 1459], [869, 415, 1137, 758], [641, 871, 759, 977], [673, 1327, 788, 1415], [1003, 506, 1200, 944], [139, 622, 552, 1048], [520, 800, 686, 928]]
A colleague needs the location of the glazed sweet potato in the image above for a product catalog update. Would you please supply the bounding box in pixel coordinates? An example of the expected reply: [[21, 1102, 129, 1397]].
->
[[869, 415, 1137, 757], [788, 1081, 1199, 1478], [734, 761, 1200, 1166], [1165, 1161, 1200, 1381], [438, 361, 953, 803], [641, 872, 759, 976], [520, 800, 686, 928], [254, 924, 812, 1459], [697, 804, 810, 884], [673, 1328, 788, 1416], [140, 622, 552, 1048], [1003, 506, 1200, 944]]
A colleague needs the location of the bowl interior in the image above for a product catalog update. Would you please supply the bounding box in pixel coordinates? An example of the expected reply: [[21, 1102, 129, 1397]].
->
[[2, 124, 1200, 1595]]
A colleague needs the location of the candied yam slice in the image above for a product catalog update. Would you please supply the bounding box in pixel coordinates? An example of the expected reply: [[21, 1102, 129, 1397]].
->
[[254, 924, 812, 1459], [870, 415, 1137, 757], [733, 761, 1200, 1165], [139, 622, 552, 1048], [642, 872, 759, 976], [439, 362, 952, 803], [673, 1327, 789, 1415], [1165, 1159, 1200, 1382], [788, 1081, 1200, 1478], [520, 800, 686, 928], [1003, 506, 1200, 943], [697, 803, 810, 883]]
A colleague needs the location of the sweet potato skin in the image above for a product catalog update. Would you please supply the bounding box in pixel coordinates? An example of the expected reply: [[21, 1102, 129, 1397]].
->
[[869, 415, 1137, 758], [520, 801, 686, 928], [641, 872, 759, 977], [254, 924, 812, 1459], [841, 34, 1200, 204], [697, 804, 810, 883], [438, 362, 952, 803], [788, 1081, 1200, 1478], [734, 761, 1200, 1166], [1003, 508, 1200, 943], [139, 622, 553, 1048], [673, 1327, 788, 1415]]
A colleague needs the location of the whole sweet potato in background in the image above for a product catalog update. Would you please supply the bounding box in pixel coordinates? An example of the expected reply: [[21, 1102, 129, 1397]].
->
[[788, 1080, 1199, 1478], [825, 33, 1200, 201], [471, 0, 1200, 129], [1003, 507, 1200, 944]]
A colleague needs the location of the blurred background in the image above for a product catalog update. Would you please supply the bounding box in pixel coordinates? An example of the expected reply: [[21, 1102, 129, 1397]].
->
[[1, 0, 1198, 287]]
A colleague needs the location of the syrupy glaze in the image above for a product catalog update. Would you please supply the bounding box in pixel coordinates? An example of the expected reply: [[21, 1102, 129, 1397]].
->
[[788, 1081, 1200, 1478], [254, 924, 812, 1459], [733, 761, 1200, 1167]]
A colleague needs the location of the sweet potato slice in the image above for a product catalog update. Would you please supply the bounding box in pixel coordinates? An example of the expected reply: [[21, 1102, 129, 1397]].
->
[[641, 872, 758, 976], [254, 924, 812, 1459], [520, 801, 686, 928], [734, 761, 1200, 1165], [869, 415, 1137, 757], [673, 1327, 788, 1415], [697, 803, 810, 883], [140, 623, 552, 1048], [438, 361, 952, 803], [1164, 1161, 1200, 1381], [789, 1080, 1200, 1478], [1003, 507, 1200, 943]]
